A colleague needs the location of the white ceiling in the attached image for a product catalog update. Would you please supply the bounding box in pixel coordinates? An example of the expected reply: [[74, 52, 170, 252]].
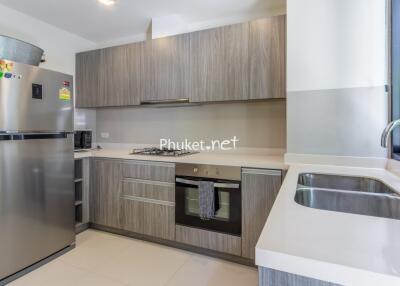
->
[[0, 0, 285, 44]]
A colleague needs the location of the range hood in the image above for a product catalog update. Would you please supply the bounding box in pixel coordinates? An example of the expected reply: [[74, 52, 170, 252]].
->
[[0, 35, 44, 66]]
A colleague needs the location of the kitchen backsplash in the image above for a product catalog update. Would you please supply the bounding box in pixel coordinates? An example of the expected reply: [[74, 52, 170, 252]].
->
[[95, 100, 286, 149]]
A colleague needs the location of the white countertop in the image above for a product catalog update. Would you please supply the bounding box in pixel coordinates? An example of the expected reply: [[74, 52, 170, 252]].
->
[[74, 148, 288, 170], [256, 164, 400, 286]]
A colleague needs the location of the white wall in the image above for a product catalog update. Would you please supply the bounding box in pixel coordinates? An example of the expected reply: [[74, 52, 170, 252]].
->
[[286, 0, 388, 158], [0, 3, 97, 131], [287, 0, 386, 92]]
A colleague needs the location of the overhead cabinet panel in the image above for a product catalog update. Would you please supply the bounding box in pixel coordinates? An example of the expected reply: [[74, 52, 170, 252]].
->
[[249, 16, 286, 99], [75, 50, 100, 108], [190, 23, 249, 102], [224, 23, 250, 100], [127, 41, 145, 105], [75, 16, 286, 107], [189, 27, 225, 102], [143, 34, 190, 102], [99, 44, 142, 107]]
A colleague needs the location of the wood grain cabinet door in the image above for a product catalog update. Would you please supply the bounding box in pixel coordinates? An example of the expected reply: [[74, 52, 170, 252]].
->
[[249, 15, 286, 99], [190, 23, 249, 102], [143, 34, 190, 103], [127, 41, 145, 105], [90, 159, 122, 228], [120, 196, 175, 241], [120, 198, 144, 234], [143, 202, 175, 240], [241, 168, 282, 260], [99, 44, 141, 106], [75, 50, 100, 108]]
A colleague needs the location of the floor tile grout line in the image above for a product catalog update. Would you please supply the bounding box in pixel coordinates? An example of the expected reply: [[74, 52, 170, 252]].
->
[[75, 269, 132, 286], [62, 259, 132, 286], [163, 254, 195, 286], [11, 230, 257, 286], [57, 241, 133, 273]]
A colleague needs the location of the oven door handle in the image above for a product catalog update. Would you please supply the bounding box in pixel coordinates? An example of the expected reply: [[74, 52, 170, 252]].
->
[[175, 178, 240, 189]]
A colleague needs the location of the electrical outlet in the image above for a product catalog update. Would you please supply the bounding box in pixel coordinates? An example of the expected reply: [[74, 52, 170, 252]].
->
[[100, 132, 110, 139]]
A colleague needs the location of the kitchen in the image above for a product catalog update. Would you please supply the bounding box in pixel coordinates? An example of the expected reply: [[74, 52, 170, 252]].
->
[[0, 0, 398, 285]]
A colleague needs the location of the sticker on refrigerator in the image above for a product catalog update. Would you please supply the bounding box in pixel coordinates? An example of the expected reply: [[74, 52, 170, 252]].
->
[[0, 60, 5, 71], [0, 60, 13, 72], [59, 87, 71, 101]]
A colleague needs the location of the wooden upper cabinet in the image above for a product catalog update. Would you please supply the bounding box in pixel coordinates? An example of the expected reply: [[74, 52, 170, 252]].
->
[[76, 42, 144, 108], [98, 45, 130, 106], [127, 42, 145, 105], [75, 50, 100, 108], [249, 15, 286, 99], [190, 23, 249, 102], [99, 42, 144, 106], [75, 16, 286, 107], [143, 34, 190, 103]]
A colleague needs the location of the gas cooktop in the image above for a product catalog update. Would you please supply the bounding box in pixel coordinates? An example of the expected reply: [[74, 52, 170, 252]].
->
[[130, 147, 198, 157]]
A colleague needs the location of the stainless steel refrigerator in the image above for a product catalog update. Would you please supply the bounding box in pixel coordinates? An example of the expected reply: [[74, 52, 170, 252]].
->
[[0, 59, 75, 281]]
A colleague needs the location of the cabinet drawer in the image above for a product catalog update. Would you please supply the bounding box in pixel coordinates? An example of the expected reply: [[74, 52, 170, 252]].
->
[[120, 198, 144, 234], [143, 202, 175, 240], [122, 161, 175, 182], [122, 179, 175, 202], [175, 225, 242, 256], [120, 197, 175, 241]]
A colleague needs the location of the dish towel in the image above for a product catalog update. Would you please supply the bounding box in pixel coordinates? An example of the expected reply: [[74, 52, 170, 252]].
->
[[199, 181, 215, 220]]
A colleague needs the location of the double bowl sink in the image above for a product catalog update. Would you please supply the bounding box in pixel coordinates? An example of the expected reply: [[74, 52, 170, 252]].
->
[[295, 173, 400, 220]]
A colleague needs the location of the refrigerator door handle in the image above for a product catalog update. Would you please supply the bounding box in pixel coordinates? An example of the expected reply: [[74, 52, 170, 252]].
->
[[0, 132, 71, 141]]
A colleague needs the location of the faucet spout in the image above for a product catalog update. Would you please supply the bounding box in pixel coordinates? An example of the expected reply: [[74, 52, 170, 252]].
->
[[381, 119, 400, 148]]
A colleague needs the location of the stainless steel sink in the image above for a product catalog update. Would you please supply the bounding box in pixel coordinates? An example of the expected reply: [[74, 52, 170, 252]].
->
[[295, 173, 400, 220]]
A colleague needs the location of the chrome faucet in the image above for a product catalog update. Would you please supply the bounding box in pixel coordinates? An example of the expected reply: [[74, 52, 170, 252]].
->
[[381, 119, 400, 148]]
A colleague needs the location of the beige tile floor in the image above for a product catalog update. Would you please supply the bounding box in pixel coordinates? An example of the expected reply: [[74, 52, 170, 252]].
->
[[9, 229, 258, 286]]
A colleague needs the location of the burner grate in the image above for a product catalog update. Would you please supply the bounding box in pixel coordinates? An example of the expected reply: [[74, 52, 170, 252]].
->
[[130, 147, 198, 157]]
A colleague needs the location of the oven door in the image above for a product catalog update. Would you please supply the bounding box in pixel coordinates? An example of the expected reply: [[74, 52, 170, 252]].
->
[[175, 176, 241, 236]]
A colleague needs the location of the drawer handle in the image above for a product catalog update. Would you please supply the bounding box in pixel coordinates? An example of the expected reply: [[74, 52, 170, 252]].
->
[[175, 178, 240, 189], [122, 178, 175, 187], [121, 195, 175, 206]]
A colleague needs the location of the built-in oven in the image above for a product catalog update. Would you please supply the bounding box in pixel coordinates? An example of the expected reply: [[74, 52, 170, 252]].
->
[[175, 163, 241, 236]]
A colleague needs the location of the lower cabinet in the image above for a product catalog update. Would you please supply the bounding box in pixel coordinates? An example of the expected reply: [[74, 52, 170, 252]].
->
[[119, 198, 143, 234], [120, 197, 175, 241], [175, 225, 242, 256], [144, 201, 175, 240], [241, 168, 282, 260], [90, 159, 122, 229], [90, 159, 284, 261], [119, 161, 176, 241]]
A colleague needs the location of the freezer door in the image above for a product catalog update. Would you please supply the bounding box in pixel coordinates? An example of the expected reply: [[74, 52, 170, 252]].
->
[[0, 133, 75, 280], [0, 60, 73, 132]]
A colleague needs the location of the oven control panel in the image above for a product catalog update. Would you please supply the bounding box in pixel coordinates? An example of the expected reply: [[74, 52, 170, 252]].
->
[[175, 163, 241, 181]]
